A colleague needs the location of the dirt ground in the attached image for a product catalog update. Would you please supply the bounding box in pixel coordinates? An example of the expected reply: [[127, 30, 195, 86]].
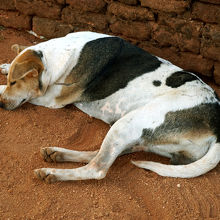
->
[[0, 28, 219, 220]]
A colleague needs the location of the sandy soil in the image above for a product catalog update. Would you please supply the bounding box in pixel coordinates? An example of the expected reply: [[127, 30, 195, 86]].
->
[[0, 28, 219, 220]]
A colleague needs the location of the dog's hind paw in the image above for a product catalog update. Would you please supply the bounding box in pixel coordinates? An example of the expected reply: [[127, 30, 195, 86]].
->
[[40, 147, 63, 163], [34, 168, 57, 183]]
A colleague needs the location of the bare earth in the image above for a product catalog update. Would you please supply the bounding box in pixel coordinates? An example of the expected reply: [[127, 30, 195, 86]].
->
[[0, 28, 219, 220]]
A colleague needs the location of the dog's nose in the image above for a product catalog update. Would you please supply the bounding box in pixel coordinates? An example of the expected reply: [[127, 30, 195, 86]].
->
[[0, 101, 4, 108]]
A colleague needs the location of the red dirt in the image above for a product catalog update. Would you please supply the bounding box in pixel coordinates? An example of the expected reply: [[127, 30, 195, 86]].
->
[[0, 28, 219, 220]]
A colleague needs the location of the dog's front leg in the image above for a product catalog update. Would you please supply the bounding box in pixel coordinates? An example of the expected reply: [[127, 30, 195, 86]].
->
[[34, 108, 144, 183], [0, 63, 10, 75]]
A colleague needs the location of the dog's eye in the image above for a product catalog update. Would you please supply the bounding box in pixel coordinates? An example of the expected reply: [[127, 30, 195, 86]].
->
[[10, 81, 16, 86]]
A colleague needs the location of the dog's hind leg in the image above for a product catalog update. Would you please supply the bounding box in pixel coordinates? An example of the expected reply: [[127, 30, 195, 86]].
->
[[131, 101, 220, 178], [34, 107, 145, 183], [40, 146, 141, 163]]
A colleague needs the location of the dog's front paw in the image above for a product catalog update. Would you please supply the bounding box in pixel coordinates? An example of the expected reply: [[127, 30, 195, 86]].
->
[[40, 147, 63, 162], [34, 168, 57, 183], [0, 64, 10, 75]]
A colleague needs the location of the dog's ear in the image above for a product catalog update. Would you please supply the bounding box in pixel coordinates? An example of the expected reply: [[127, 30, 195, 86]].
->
[[10, 49, 44, 80], [11, 60, 39, 80]]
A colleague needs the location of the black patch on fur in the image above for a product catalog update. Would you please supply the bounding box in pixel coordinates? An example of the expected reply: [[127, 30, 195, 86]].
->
[[65, 37, 162, 101], [34, 50, 43, 59], [153, 80, 161, 87], [141, 102, 220, 144], [166, 71, 198, 88]]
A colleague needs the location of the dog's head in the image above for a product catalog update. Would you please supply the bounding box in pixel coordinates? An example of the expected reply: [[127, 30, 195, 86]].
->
[[0, 49, 44, 110]]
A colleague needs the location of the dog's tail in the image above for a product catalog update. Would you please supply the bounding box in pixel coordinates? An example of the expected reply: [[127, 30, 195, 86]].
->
[[131, 142, 220, 178]]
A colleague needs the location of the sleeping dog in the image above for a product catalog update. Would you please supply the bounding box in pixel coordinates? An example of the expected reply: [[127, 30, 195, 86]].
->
[[0, 31, 219, 183]]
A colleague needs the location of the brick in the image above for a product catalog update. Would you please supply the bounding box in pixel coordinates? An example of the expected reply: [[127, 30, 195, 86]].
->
[[201, 44, 220, 62], [180, 53, 214, 77], [66, 0, 106, 12], [200, 0, 220, 4], [118, 0, 138, 5], [62, 7, 107, 31], [203, 24, 220, 46], [142, 44, 183, 69], [110, 20, 151, 40], [108, 2, 154, 21], [0, 0, 15, 10], [176, 33, 201, 54], [192, 2, 220, 24], [139, 43, 179, 62], [57, 0, 65, 4], [214, 62, 220, 85], [139, 43, 213, 76], [33, 17, 73, 39], [16, 0, 62, 19], [151, 25, 176, 47], [141, 0, 189, 13], [0, 10, 31, 29], [158, 15, 203, 38], [139, 43, 180, 67], [152, 25, 200, 53]]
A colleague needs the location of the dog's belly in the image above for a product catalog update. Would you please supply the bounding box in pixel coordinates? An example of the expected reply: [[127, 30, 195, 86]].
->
[[74, 64, 172, 123], [75, 63, 215, 124]]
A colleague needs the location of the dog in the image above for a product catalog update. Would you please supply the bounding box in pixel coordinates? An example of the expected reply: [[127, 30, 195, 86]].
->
[[0, 31, 219, 183]]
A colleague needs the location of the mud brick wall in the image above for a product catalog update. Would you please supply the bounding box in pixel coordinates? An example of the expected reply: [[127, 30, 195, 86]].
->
[[0, 0, 220, 84]]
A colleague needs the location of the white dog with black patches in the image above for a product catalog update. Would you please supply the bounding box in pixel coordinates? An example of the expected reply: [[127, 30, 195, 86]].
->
[[0, 31, 219, 183]]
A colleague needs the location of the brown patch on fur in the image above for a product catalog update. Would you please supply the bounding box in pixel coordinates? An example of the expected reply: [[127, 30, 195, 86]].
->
[[183, 129, 214, 142], [55, 84, 84, 105], [149, 129, 213, 147], [61, 71, 80, 86]]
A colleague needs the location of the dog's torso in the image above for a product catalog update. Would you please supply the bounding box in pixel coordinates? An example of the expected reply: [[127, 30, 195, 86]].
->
[[25, 32, 218, 125], [74, 65, 216, 124]]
